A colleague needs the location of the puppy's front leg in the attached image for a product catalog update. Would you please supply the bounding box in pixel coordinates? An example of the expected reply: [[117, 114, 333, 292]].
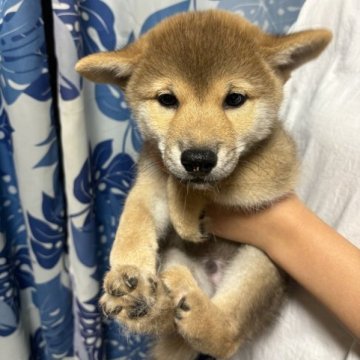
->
[[167, 176, 208, 243], [100, 151, 175, 335]]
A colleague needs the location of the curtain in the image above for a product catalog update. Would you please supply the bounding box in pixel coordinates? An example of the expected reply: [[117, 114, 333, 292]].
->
[[0, 1, 304, 359]]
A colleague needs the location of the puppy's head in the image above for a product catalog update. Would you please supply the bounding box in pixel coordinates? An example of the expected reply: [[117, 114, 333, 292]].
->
[[77, 11, 331, 186]]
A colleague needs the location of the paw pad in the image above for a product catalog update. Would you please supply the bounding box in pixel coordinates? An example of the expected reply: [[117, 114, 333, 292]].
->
[[178, 296, 191, 311], [127, 297, 150, 319]]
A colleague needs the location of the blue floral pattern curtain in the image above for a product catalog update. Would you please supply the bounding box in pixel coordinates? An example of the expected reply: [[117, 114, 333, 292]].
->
[[0, 0, 304, 359]]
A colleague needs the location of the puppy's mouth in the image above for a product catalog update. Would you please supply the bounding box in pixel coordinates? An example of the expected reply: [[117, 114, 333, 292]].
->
[[172, 174, 218, 188], [166, 159, 233, 187], [189, 177, 208, 184], [188, 177, 215, 184]]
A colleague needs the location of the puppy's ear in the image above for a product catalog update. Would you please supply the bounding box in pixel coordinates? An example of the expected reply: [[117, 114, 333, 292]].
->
[[75, 37, 146, 88], [261, 29, 332, 80]]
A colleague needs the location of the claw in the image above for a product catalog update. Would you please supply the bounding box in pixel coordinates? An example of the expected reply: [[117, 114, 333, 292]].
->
[[108, 287, 126, 297], [124, 275, 138, 290], [102, 304, 123, 318], [148, 278, 158, 293]]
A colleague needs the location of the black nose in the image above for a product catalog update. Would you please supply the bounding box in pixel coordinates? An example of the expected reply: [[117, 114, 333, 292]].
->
[[181, 149, 217, 175]]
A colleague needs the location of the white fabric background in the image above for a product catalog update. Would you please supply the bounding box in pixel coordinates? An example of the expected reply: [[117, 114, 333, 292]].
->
[[234, 0, 360, 359]]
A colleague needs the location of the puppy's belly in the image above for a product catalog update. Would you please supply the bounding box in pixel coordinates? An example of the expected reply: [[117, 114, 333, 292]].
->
[[202, 258, 227, 289], [161, 233, 241, 296]]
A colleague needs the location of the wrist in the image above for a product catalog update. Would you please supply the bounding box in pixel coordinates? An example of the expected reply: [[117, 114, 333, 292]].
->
[[255, 194, 306, 255]]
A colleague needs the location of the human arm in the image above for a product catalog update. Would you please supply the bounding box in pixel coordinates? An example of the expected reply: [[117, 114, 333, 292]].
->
[[207, 194, 360, 340]]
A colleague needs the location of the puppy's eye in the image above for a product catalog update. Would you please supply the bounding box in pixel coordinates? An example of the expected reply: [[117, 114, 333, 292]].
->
[[157, 93, 179, 108], [224, 93, 247, 108]]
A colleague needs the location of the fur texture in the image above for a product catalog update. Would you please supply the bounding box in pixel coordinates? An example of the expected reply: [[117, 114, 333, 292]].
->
[[76, 10, 331, 360]]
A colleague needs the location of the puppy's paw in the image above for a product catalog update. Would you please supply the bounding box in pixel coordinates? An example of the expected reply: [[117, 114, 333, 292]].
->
[[100, 265, 175, 334], [101, 265, 155, 316], [160, 265, 203, 321], [161, 266, 239, 359], [174, 221, 208, 243]]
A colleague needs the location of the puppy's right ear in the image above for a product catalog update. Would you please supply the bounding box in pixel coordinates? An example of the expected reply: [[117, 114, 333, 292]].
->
[[75, 38, 145, 88]]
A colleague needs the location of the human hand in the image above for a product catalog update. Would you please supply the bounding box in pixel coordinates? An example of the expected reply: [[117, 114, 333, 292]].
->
[[207, 194, 300, 252]]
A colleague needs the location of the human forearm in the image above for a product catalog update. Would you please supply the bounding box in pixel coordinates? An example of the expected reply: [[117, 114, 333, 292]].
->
[[263, 196, 360, 339], [208, 195, 360, 339]]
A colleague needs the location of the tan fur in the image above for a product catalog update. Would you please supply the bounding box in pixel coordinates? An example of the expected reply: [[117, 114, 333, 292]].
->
[[76, 10, 331, 359]]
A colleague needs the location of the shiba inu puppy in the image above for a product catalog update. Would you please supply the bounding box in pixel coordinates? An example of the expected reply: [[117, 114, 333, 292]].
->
[[76, 10, 331, 360]]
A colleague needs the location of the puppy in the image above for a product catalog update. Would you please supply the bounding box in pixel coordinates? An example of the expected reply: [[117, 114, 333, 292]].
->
[[76, 10, 331, 360]]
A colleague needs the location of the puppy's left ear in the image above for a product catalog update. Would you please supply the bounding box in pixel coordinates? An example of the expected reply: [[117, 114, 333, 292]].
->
[[261, 29, 332, 80]]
